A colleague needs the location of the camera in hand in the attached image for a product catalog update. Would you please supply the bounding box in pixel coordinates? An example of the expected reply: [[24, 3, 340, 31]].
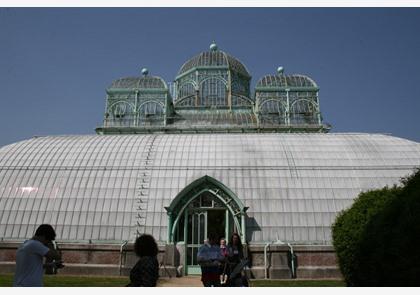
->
[[44, 260, 65, 274], [54, 260, 65, 269]]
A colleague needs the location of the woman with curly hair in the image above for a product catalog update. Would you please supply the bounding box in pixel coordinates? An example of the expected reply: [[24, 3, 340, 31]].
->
[[127, 234, 159, 287]]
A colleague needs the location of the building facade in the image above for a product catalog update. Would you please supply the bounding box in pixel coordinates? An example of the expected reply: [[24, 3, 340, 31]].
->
[[1, 43, 420, 279]]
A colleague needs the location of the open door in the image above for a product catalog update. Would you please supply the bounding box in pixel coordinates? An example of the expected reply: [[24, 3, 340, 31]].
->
[[166, 175, 248, 276]]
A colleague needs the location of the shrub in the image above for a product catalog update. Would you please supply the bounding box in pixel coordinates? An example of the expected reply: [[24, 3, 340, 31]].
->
[[332, 169, 420, 286], [356, 170, 420, 286], [332, 186, 400, 286]]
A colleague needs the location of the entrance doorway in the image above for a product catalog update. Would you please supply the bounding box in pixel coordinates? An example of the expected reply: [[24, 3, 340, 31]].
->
[[184, 193, 233, 274], [207, 210, 226, 240], [166, 175, 247, 275]]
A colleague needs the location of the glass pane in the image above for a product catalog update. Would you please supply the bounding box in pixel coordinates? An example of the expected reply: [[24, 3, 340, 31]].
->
[[193, 213, 199, 244], [199, 213, 205, 244], [187, 214, 192, 244], [187, 247, 193, 265]]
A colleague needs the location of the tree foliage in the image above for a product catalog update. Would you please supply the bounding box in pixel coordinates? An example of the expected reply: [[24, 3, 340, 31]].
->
[[332, 169, 420, 286]]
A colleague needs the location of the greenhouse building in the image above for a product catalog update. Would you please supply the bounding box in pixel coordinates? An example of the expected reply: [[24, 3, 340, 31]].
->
[[1, 43, 420, 279]]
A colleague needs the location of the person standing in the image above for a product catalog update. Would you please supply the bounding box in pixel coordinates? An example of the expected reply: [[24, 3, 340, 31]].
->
[[197, 233, 224, 287], [219, 237, 229, 285], [13, 224, 61, 287], [227, 232, 248, 287], [127, 234, 159, 287], [219, 238, 228, 257]]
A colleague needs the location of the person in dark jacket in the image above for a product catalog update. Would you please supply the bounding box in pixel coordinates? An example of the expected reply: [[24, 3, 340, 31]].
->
[[127, 234, 159, 287], [226, 232, 248, 287], [228, 233, 244, 265]]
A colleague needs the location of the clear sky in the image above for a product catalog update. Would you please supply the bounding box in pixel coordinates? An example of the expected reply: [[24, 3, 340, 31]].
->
[[1, 8, 420, 147]]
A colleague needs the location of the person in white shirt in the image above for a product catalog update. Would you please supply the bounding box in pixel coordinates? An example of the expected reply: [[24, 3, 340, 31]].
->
[[13, 224, 61, 287]]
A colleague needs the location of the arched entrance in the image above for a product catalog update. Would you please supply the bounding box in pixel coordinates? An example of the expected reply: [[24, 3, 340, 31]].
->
[[165, 175, 248, 275]]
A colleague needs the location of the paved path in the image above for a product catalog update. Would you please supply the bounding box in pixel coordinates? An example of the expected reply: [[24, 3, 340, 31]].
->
[[157, 276, 203, 287]]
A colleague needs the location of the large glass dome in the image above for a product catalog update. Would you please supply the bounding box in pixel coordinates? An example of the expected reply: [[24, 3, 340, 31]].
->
[[174, 42, 252, 110]]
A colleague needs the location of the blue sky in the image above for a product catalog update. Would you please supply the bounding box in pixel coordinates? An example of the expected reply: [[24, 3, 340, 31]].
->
[[1, 8, 420, 147]]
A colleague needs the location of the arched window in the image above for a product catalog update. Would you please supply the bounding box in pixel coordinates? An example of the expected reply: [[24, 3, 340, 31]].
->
[[200, 78, 227, 107], [290, 99, 318, 125], [110, 101, 133, 118], [259, 99, 286, 125], [138, 101, 164, 125], [107, 101, 135, 127], [178, 82, 196, 103]]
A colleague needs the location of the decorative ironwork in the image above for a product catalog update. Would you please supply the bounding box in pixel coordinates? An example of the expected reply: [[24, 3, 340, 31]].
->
[[166, 175, 246, 243], [103, 72, 173, 128], [97, 44, 330, 134], [255, 69, 322, 127], [175, 43, 252, 110]]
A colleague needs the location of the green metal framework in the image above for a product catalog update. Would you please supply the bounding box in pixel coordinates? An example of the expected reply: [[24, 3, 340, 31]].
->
[[255, 72, 323, 127], [165, 175, 248, 244], [96, 43, 331, 134], [102, 74, 174, 129], [174, 43, 252, 111]]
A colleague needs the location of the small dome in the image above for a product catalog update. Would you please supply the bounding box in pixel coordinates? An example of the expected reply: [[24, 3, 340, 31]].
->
[[109, 75, 167, 90], [256, 74, 318, 88], [177, 48, 251, 78]]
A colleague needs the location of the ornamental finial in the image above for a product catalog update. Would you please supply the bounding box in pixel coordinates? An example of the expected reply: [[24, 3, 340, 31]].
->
[[141, 68, 149, 76], [210, 41, 218, 51]]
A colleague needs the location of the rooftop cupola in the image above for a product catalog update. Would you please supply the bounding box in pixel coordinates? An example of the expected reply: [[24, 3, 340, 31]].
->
[[254, 67, 330, 132], [96, 68, 174, 134], [174, 42, 252, 111]]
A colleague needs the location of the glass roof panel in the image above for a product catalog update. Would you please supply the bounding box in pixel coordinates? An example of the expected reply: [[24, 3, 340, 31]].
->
[[0, 133, 419, 244]]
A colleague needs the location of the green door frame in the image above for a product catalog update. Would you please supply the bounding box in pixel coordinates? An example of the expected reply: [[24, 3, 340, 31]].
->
[[165, 175, 248, 244], [164, 175, 248, 276]]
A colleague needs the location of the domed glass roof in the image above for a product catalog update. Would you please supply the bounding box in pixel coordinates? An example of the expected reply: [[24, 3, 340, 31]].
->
[[1, 133, 420, 242], [177, 49, 251, 78], [256, 74, 318, 88], [109, 76, 167, 90]]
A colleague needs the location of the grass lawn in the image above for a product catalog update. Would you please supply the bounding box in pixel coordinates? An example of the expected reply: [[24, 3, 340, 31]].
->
[[251, 279, 346, 287], [0, 273, 129, 287], [0, 273, 345, 287]]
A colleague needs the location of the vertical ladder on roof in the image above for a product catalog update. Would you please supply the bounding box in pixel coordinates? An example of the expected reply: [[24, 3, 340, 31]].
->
[[134, 135, 158, 237], [284, 148, 299, 178]]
